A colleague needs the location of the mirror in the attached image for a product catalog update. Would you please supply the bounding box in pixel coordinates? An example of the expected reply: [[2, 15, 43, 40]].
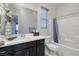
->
[[0, 3, 37, 35], [5, 3, 37, 35]]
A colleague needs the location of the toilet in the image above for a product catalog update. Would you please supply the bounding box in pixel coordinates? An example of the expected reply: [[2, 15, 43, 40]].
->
[[45, 41, 59, 56]]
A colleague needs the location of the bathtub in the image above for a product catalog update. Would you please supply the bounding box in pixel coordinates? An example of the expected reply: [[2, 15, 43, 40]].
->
[[58, 44, 79, 56], [45, 42, 79, 56]]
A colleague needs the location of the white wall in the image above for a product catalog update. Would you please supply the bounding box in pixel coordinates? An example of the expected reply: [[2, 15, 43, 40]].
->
[[55, 3, 79, 17]]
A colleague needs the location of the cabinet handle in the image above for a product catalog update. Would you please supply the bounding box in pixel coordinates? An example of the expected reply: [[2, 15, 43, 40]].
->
[[0, 51, 6, 54]]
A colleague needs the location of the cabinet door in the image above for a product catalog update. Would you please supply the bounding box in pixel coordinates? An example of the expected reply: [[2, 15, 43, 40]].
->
[[37, 44, 45, 56], [14, 50, 25, 56], [25, 47, 36, 56]]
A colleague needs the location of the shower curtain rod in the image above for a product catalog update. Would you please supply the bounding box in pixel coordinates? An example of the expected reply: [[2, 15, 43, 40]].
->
[[54, 12, 79, 19]]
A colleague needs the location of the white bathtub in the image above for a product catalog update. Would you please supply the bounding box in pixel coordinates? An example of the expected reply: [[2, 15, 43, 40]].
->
[[58, 44, 79, 56], [45, 42, 79, 56]]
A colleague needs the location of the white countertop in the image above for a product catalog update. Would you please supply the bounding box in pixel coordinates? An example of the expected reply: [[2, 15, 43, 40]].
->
[[0, 35, 50, 48]]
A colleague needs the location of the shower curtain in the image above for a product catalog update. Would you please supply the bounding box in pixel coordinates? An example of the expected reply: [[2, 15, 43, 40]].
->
[[56, 13, 79, 56]]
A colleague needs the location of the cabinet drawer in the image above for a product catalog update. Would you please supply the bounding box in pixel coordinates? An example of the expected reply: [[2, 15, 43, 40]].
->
[[36, 39, 44, 45], [14, 41, 36, 51]]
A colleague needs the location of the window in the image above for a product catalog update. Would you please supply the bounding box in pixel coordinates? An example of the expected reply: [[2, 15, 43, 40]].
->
[[40, 7, 48, 29], [12, 15, 18, 34]]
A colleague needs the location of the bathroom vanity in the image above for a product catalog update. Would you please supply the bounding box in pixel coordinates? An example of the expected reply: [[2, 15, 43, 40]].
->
[[0, 35, 49, 56]]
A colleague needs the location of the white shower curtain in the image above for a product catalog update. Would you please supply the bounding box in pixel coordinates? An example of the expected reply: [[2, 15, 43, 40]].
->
[[57, 12, 79, 56]]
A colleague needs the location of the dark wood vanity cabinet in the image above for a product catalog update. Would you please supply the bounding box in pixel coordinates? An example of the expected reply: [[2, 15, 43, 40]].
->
[[0, 39, 45, 56]]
